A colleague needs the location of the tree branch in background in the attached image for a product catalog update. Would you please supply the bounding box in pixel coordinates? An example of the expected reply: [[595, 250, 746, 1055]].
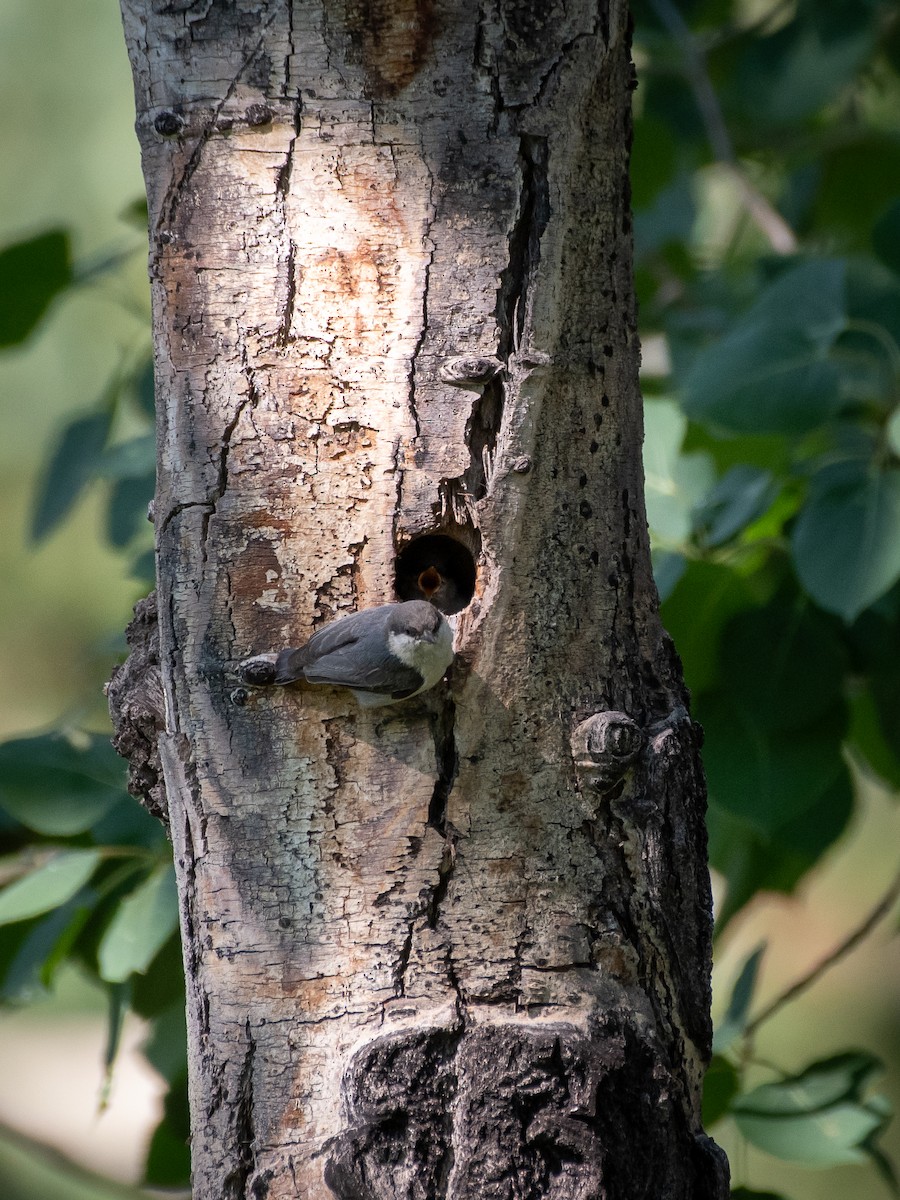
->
[[745, 866, 900, 1037], [648, 0, 799, 255]]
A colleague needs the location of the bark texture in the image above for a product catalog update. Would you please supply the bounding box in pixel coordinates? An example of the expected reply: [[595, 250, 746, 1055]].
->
[[117, 1, 728, 1196]]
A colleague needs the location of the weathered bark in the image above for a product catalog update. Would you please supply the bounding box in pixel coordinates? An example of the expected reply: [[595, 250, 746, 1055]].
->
[[116, 1, 728, 1197]]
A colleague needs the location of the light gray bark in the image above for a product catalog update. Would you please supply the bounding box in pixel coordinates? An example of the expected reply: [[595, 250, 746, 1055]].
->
[[115, 1, 729, 1197]]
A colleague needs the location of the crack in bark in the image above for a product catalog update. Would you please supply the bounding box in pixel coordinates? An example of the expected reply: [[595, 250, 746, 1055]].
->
[[426, 838, 456, 932], [427, 696, 458, 833], [282, 0, 295, 97], [156, 14, 280, 242], [393, 695, 460, 998], [388, 434, 404, 563], [407, 163, 436, 442], [461, 376, 504, 501], [473, 4, 504, 133], [223, 1021, 257, 1200], [442, 132, 552, 508], [158, 497, 215, 537], [158, 375, 257, 559], [165, 590, 180, 716], [392, 923, 416, 998], [531, 16, 608, 111], [276, 238, 298, 347], [498, 134, 550, 358], [198, 358, 261, 560], [275, 95, 303, 347], [179, 801, 201, 984]]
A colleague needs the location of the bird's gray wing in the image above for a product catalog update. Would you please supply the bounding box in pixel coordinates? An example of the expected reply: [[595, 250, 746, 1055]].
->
[[302, 644, 422, 694], [274, 606, 420, 694], [273, 607, 390, 682]]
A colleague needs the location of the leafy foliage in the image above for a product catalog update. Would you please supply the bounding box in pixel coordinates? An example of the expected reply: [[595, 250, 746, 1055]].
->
[[680, 259, 848, 435], [632, 0, 900, 1190], [29, 366, 156, 582], [0, 230, 72, 347], [732, 1053, 893, 1169]]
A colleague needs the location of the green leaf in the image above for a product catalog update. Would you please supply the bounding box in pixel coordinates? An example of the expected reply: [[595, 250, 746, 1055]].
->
[[0, 733, 127, 835], [0, 229, 73, 347], [661, 562, 757, 695], [643, 398, 716, 544], [791, 463, 900, 621], [698, 696, 847, 836], [0, 896, 94, 1003], [693, 466, 775, 548], [717, 600, 846, 732], [128, 547, 157, 587], [141, 999, 188, 1080], [729, 1191, 789, 1200], [736, 1097, 890, 1164], [98, 865, 179, 983], [729, 7, 874, 126], [36, 898, 96, 989], [713, 943, 765, 1053], [887, 408, 900, 459], [846, 680, 900, 789], [106, 472, 155, 548], [634, 173, 697, 258], [90, 792, 165, 850], [739, 1053, 882, 1114], [0, 850, 100, 926], [96, 435, 156, 480], [703, 1054, 740, 1127], [132, 357, 156, 418], [682, 424, 791, 480], [773, 773, 854, 861], [844, 258, 900, 368], [651, 549, 687, 601], [30, 409, 114, 542], [144, 1070, 191, 1188], [120, 197, 149, 229], [708, 772, 853, 929], [631, 114, 678, 211], [131, 932, 185, 1020], [873, 199, 900, 278], [103, 982, 129, 1102], [846, 599, 900, 760], [733, 1053, 893, 1167], [816, 139, 900, 247], [680, 260, 847, 434]]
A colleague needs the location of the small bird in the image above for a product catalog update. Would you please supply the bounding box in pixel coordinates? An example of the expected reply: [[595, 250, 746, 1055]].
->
[[239, 601, 454, 707], [394, 538, 473, 614]]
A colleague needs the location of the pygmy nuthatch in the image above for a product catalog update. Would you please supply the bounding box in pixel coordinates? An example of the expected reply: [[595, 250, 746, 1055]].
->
[[239, 600, 454, 706]]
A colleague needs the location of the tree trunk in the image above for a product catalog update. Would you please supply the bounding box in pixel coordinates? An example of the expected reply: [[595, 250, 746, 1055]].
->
[[116, 1, 729, 1196]]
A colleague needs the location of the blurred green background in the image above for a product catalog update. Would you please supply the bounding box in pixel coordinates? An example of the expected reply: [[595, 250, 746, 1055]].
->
[[0, 1, 165, 1194], [0, 0, 148, 739], [0, 0, 898, 1197]]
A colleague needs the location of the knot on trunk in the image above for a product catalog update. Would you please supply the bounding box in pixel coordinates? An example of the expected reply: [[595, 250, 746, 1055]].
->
[[571, 710, 644, 795]]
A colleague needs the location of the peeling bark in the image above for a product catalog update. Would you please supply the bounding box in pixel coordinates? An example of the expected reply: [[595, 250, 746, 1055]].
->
[[115, 1, 728, 1196]]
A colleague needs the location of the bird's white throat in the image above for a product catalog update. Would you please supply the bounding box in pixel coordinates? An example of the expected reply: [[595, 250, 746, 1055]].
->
[[387, 622, 454, 688]]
